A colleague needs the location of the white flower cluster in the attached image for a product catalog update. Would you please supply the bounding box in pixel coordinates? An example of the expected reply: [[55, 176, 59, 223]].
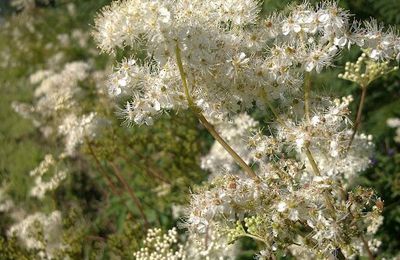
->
[[360, 20, 400, 61], [202, 98, 373, 183], [133, 225, 237, 260], [13, 61, 106, 156], [12, 61, 91, 137], [7, 211, 63, 259], [187, 165, 382, 258], [133, 228, 185, 260], [11, 62, 109, 208], [276, 96, 374, 181], [339, 52, 399, 88], [29, 154, 67, 199], [31, 61, 89, 117], [93, 0, 398, 258], [57, 29, 91, 50], [387, 117, 400, 143], [187, 102, 378, 258], [58, 112, 101, 157], [94, 0, 400, 126], [187, 174, 264, 234], [10, 0, 38, 11], [184, 224, 237, 260], [111, 59, 184, 125]]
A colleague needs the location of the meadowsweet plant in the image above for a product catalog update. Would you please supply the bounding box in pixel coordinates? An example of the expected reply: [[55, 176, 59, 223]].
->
[[93, 0, 400, 258]]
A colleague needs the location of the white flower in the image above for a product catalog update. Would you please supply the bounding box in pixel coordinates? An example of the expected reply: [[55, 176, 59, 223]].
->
[[277, 201, 287, 212], [58, 113, 102, 156], [8, 211, 63, 258]]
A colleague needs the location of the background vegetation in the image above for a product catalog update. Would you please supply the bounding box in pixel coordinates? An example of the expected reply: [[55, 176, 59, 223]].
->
[[0, 0, 399, 258]]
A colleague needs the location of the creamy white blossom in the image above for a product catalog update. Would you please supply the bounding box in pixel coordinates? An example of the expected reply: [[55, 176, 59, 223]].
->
[[8, 211, 64, 259], [58, 112, 102, 156], [29, 154, 67, 199], [93, 1, 395, 258]]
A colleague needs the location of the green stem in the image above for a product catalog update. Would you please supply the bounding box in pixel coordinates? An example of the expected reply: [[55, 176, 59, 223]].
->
[[360, 228, 375, 260], [305, 144, 336, 216], [304, 145, 321, 177], [175, 43, 259, 181], [302, 74, 338, 218], [242, 233, 268, 245], [304, 73, 312, 123], [85, 137, 120, 196], [266, 101, 286, 127], [347, 87, 367, 150], [109, 161, 149, 228]]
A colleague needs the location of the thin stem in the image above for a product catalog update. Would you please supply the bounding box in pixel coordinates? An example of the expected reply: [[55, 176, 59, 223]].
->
[[304, 73, 312, 123], [259, 88, 286, 127], [347, 87, 367, 150], [266, 101, 286, 127], [242, 233, 268, 245], [305, 144, 336, 216], [360, 233, 375, 260], [302, 74, 339, 220], [120, 148, 171, 185], [109, 161, 149, 228], [347, 207, 375, 260], [341, 85, 374, 260], [360, 230, 375, 260], [304, 145, 321, 176], [175, 42, 258, 181], [341, 181, 375, 260], [85, 137, 120, 196]]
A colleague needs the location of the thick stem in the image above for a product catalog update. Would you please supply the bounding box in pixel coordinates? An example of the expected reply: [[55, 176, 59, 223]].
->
[[175, 43, 258, 181], [197, 113, 259, 180], [175, 43, 194, 107], [347, 87, 367, 150]]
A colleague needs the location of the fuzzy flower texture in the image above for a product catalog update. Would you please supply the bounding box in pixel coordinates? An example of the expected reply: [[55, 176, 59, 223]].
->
[[94, 0, 399, 259]]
